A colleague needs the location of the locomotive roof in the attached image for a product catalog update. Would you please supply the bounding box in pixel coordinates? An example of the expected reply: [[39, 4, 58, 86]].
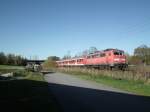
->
[[87, 49, 124, 56], [104, 48, 117, 51]]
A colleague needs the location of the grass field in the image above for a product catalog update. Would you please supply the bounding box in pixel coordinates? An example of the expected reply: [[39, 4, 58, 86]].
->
[[58, 68, 150, 96], [0, 65, 60, 112], [78, 75, 150, 96], [0, 65, 25, 73], [0, 65, 24, 69]]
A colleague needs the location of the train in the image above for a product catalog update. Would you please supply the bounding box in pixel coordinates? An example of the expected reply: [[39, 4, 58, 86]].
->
[[56, 49, 128, 70]]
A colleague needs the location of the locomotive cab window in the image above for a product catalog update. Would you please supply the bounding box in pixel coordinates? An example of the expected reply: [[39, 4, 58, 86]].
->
[[114, 51, 124, 55], [95, 54, 100, 58]]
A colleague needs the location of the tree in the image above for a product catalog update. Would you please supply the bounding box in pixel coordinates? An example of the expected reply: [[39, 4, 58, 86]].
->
[[62, 55, 71, 59], [15, 55, 24, 65], [7, 54, 15, 65], [42, 56, 60, 69], [0, 52, 26, 66], [129, 56, 143, 65], [48, 56, 60, 61], [88, 47, 97, 54], [134, 45, 149, 57], [82, 50, 88, 57], [125, 52, 131, 64], [0, 52, 7, 64], [134, 45, 150, 65]]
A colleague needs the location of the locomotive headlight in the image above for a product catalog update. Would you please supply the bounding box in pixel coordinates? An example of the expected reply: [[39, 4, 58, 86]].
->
[[121, 59, 125, 61], [114, 58, 125, 61], [114, 58, 120, 61]]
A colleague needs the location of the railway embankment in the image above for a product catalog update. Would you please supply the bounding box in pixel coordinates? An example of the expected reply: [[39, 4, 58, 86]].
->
[[57, 67, 150, 96]]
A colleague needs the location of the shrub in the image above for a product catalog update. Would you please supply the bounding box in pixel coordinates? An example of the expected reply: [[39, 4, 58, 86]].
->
[[58, 67, 150, 84]]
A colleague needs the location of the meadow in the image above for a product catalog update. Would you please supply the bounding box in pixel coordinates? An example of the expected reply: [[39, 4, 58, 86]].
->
[[57, 66, 150, 96]]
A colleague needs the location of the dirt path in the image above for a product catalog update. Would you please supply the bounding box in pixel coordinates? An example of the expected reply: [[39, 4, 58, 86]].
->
[[44, 72, 150, 112]]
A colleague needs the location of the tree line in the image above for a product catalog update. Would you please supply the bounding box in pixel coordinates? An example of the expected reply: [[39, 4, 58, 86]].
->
[[128, 45, 150, 65], [0, 52, 27, 66]]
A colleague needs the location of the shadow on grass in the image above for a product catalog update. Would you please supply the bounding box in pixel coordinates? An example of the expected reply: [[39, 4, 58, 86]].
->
[[48, 82, 150, 112], [0, 77, 60, 112]]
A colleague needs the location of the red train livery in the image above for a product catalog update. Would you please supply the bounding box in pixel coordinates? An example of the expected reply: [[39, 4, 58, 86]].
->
[[56, 49, 128, 69]]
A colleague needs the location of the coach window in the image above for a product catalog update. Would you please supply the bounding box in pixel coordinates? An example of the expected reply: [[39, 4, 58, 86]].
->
[[95, 54, 99, 58], [99, 54, 101, 57], [92, 55, 95, 58]]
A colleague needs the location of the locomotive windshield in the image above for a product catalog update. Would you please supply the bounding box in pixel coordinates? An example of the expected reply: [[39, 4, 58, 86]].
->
[[114, 50, 124, 55]]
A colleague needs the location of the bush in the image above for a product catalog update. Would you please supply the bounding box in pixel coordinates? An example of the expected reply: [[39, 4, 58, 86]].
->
[[42, 60, 57, 70], [58, 67, 150, 84], [13, 70, 28, 77]]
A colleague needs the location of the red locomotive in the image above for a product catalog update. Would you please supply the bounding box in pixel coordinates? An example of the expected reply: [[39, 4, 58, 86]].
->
[[56, 49, 127, 70]]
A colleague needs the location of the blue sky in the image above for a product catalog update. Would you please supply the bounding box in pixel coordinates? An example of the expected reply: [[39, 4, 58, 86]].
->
[[0, 0, 150, 59]]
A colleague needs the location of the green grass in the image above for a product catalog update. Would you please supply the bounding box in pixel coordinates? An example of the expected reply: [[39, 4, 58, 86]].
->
[[0, 65, 25, 74], [79, 75, 150, 96], [0, 68, 60, 112], [0, 65, 24, 69], [61, 70, 150, 96]]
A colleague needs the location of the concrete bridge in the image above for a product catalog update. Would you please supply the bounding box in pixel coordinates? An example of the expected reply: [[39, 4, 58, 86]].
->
[[26, 60, 45, 65]]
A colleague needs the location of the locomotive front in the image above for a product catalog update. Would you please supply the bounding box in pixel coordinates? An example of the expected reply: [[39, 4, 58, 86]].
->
[[111, 49, 128, 69]]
